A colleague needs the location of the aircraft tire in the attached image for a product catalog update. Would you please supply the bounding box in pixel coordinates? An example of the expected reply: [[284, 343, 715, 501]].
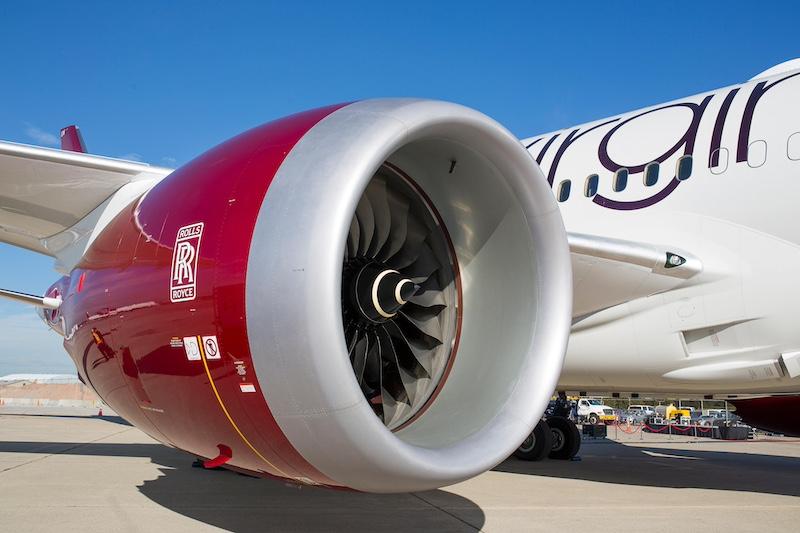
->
[[547, 416, 581, 460], [513, 419, 553, 461]]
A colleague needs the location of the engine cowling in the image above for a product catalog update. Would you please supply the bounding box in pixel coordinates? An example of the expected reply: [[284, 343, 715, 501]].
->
[[57, 99, 572, 492]]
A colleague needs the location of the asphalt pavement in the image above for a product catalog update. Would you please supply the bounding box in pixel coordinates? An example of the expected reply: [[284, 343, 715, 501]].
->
[[1, 410, 799, 532]]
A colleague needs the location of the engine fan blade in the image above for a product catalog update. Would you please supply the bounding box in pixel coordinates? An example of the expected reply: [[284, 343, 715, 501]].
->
[[409, 289, 446, 308], [396, 313, 443, 350], [363, 332, 385, 395], [384, 321, 433, 378], [386, 214, 429, 269], [366, 178, 392, 258], [377, 188, 410, 262], [402, 302, 447, 322], [351, 333, 369, 386], [347, 217, 360, 259], [376, 328, 411, 405], [344, 320, 358, 349], [355, 194, 375, 257], [400, 241, 440, 281], [415, 270, 448, 293], [377, 329, 415, 427], [398, 311, 443, 344], [381, 387, 411, 429]]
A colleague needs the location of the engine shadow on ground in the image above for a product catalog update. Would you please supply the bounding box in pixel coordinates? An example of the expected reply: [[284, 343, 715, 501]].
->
[[0, 413, 131, 426], [494, 437, 800, 497], [0, 440, 484, 532]]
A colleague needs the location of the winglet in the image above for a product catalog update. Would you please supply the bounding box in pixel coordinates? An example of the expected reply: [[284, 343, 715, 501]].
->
[[60, 125, 87, 153]]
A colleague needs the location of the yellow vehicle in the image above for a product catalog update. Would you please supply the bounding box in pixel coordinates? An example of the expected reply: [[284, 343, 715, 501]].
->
[[663, 404, 692, 422]]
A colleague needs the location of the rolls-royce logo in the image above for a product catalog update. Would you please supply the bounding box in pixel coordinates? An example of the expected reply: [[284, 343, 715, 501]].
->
[[170, 222, 203, 303]]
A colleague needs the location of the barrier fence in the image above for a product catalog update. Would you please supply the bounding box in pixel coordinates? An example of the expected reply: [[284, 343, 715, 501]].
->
[[609, 420, 748, 440]]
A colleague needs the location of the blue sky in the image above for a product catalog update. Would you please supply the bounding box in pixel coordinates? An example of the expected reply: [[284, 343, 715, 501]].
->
[[0, 1, 798, 375]]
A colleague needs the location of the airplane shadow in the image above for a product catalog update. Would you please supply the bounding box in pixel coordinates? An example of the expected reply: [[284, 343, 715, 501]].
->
[[0, 439, 484, 532], [0, 412, 131, 426], [494, 437, 800, 497]]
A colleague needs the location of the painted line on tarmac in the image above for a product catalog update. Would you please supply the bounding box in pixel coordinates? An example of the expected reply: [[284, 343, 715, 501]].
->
[[642, 450, 701, 460]]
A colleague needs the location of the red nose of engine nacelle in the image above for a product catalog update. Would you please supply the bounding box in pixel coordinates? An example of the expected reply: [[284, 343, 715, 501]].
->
[[59, 100, 572, 492]]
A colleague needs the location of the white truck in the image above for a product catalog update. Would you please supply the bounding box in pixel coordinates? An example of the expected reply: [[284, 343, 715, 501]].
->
[[576, 398, 616, 424]]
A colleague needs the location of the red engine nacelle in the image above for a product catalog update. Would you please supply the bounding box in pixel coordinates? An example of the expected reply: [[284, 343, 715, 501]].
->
[[50, 100, 572, 492]]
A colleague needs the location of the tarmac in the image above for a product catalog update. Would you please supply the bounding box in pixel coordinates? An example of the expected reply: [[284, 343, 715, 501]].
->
[[1, 408, 800, 532]]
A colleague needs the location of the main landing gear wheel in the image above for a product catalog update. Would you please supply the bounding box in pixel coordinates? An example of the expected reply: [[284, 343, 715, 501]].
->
[[546, 416, 581, 460], [513, 419, 552, 461]]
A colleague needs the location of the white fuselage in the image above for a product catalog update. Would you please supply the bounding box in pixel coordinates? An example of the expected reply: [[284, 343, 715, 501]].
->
[[523, 63, 800, 395]]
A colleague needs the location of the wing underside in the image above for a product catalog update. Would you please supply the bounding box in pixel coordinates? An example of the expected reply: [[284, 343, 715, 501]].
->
[[569, 232, 702, 318], [0, 140, 171, 256]]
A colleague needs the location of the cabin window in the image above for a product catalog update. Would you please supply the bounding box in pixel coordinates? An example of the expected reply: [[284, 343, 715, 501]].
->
[[788, 132, 800, 161], [710, 148, 729, 175], [644, 162, 659, 186], [747, 140, 767, 168], [557, 180, 571, 202], [676, 155, 693, 180], [613, 168, 628, 192], [584, 174, 599, 197]]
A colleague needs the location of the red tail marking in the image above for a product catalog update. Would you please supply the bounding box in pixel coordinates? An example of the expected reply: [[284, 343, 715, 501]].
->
[[60, 125, 87, 153]]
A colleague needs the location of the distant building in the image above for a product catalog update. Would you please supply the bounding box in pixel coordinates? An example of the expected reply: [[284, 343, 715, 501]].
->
[[0, 374, 80, 384]]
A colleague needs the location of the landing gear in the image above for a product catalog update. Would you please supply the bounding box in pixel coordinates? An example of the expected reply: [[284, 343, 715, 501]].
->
[[546, 416, 581, 460], [514, 416, 581, 461], [513, 419, 552, 461]]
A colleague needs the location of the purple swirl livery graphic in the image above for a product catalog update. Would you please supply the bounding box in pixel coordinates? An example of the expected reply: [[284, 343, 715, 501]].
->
[[592, 95, 712, 210], [528, 71, 800, 211]]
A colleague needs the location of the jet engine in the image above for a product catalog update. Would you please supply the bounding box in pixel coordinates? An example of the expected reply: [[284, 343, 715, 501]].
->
[[60, 99, 572, 492]]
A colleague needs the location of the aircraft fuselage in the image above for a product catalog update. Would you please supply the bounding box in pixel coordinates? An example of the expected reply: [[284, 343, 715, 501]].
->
[[527, 63, 800, 395]]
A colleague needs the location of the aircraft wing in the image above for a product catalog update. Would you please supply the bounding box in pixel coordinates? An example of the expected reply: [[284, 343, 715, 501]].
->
[[568, 232, 702, 319], [0, 140, 172, 269]]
